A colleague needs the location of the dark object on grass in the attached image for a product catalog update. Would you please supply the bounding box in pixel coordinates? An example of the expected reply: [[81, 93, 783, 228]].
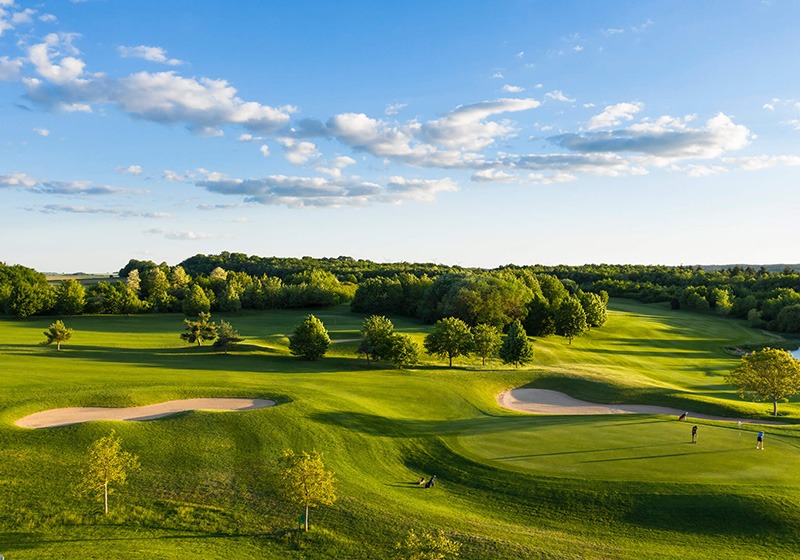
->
[[425, 475, 436, 488], [691, 425, 698, 443], [418, 477, 426, 485], [678, 412, 687, 421]]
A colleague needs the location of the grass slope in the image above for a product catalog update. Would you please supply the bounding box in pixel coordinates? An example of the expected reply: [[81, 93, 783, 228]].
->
[[0, 300, 798, 559]]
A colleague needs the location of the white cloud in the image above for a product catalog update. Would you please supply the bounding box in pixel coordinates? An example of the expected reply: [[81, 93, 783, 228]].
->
[[502, 84, 525, 93], [238, 133, 265, 142], [145, 228, 213, 240], [385, 102, 407, 115], [33, 127, 50, 136], [12, 8, 35, 24], [572, 45, 584, 52], [421, 98, 541, 151], [259, 144, 270, 157], [492, 71, 504, 79], [0, 56, 23, 80], [553, 113, 752, 160], [588, 102, 643, 129], [545, 90, 575, 103], [118, 45, 183, 66], [471, 169, 516, 183], [28, 33, 87, 85], [762, 103, 775, 110], [0, 172, 38, 188], [516, 51, 525, 58], [195, 172, 457, 208], [316, 156, 356, 177], [162, 170, 188, 182], [24, 37, 293, 134], [105, 71, 292, 134], [604, 28, 624, 35], [277, 137, 319, 164], [724, 155, 800, 170], [117, 164, 143, 175], [39, 13, 57, 23]]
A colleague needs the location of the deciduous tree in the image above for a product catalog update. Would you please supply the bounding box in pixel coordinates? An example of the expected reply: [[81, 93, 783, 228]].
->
[[289, 314, 331, 360], [357, 315, 396, 364], [727, 347, 800, 416], [42, 319, 73, 350], [387, 333, 419, 369], [472, 323, 501, 365], [555, 297, 588, 344], [423, 317, 474, 367], [54, 279, 86, 315], [77, 430, 140, 515], [278, 449, 336, 532]]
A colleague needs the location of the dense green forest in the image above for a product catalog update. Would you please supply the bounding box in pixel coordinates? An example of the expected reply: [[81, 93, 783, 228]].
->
[[2, 253, 799, 334]]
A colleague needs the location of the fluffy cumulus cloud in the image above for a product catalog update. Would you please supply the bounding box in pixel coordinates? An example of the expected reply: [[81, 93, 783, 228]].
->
[[502, 84, 525, 93], [277, 137, 319, 165], [22, 34, 293, 134], [587, 102, 643, 129], [320, 98, 541, 167], [194, 171, 457, 208], [0, 55, 23, 80], [117, 164, 143, 175], [118, 45, 183, 66], [551, 113, 752, 160]]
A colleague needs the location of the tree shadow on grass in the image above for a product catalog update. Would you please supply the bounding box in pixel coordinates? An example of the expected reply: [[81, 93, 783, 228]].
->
[[310, 410, 640, 439], [0, 343, 366, 375]]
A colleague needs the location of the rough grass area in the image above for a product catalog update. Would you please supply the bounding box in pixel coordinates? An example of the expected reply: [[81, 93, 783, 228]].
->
[[0, 300, 798, 559]]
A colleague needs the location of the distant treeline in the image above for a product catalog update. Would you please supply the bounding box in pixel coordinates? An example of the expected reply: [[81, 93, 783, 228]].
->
[[1, 254, 799, 334]]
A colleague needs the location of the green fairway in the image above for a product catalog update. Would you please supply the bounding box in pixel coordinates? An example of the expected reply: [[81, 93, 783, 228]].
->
[[1, 300, 799, 559]]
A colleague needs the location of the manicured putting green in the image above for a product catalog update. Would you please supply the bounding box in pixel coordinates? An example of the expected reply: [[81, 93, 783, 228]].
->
[[452, 415, 800, 484]]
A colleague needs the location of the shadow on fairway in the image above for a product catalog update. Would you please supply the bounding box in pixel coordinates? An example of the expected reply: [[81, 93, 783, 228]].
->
[[494, 441, 680, 460], [4, 343, 365, 375], [311, 410, 624, 438]]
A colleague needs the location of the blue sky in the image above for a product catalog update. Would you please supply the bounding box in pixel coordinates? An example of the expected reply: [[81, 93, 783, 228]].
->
[[1, 0, 799, 272]]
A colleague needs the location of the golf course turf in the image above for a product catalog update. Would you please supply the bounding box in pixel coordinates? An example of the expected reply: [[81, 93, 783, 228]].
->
[[1, 300, 799, 559]]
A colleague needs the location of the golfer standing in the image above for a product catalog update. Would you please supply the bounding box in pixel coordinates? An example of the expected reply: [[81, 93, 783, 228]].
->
[[756, 431, 764, 450], [691, 425, 698, 444]]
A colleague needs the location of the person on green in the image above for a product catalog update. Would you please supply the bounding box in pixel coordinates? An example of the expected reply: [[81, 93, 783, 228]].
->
[[691, 425, 698, 444], [756, 431, 764, 450]]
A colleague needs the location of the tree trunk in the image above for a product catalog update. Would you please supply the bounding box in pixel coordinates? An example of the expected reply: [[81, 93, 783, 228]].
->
[[304, 505, 309, 532], [448, 355, 453, 367], [104, 482, 108, 515], [57, 341, 61, 350], [773, 398, 778, 417]]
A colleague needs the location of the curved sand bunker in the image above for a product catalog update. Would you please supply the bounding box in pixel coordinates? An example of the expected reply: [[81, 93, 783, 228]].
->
[[498, 389, 759, 423], [15, 398, 275, 429]]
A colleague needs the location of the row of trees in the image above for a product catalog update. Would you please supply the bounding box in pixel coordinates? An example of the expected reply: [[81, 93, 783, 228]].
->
[[6, 254, 799, 335]]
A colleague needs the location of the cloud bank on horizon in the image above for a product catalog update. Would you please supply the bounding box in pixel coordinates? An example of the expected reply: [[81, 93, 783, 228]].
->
[[1, 0, 799, 270]]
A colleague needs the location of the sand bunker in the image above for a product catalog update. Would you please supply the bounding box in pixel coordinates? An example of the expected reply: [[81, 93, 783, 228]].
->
[[15, 398, 275, 429], [497, 389, 764, 423]]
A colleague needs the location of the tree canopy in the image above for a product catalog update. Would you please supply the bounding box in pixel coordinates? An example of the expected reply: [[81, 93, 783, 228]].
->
[[423, 317, 474, 367], [180, 312, 218, 346], [42, 320, 73, 351], [472, 323, 502, 365], [727, 347, 800, 416], [77, 430, 140, 515], [278, 449, 336, 532], [499, 320, 534, 368], [289, 315, 331, 360]]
